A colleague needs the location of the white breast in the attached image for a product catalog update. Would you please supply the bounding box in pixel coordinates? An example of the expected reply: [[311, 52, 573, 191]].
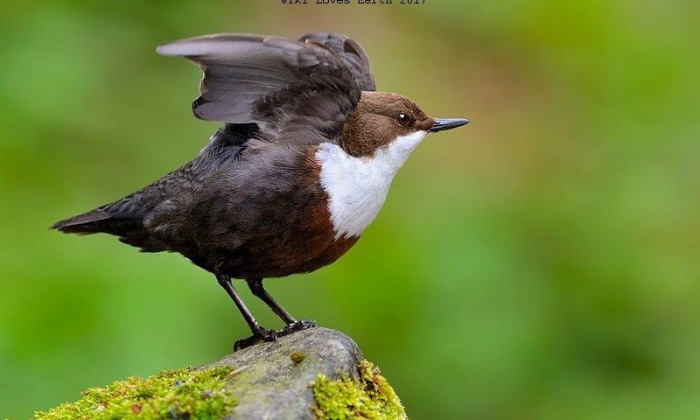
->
[[315, 130, 427, 239]]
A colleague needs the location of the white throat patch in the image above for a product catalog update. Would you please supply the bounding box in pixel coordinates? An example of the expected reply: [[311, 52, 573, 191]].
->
[[315, 130, 427, 239]]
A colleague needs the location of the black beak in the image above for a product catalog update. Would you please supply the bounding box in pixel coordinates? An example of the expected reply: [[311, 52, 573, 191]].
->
[[429, 118, 469, 133]]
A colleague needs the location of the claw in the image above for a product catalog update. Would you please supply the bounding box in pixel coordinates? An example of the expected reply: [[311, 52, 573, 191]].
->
[[277, 320, 316, 337], [233, 326, 277, 351], [233, 321, 315, 351]]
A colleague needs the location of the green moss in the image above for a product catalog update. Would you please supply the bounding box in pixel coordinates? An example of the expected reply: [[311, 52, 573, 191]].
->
[[34, 367, 236, 420], [311, 360, 407, 420], [290, 351, 307, 364]]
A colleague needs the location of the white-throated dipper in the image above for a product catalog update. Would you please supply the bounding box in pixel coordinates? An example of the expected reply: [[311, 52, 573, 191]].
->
[[52, 32, 468, 349]]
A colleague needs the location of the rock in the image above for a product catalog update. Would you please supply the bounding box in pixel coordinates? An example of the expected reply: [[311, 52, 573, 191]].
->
[[32, 327, 407, 420], [205, 327, 363, 420]]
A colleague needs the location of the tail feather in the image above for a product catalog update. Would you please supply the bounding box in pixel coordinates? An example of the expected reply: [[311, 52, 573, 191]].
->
[[52, 206, 165, 252], [51, 209, 114, 235]]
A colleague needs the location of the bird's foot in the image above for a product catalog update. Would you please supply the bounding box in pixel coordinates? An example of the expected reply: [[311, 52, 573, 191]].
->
[[233, 326, 277, 351], [232, 321, 315, 351], [277, 320, 317, 338]]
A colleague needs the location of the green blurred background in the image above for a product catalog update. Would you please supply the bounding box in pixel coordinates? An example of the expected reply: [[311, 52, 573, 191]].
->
[[1, 0, 699, 418]]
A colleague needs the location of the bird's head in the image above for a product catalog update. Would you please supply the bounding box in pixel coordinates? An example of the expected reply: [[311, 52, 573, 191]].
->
[[340, 91, 468, 163], [315, 91, 468, 239]]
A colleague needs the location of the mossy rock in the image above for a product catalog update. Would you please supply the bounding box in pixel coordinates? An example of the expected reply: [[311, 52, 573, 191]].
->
[[311, 360, 406, 420], [33, 367, 237, 420], [32, 328, 407, 420]]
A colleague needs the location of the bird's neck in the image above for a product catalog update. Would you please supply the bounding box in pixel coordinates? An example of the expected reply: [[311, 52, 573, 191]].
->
[[315, 131, 427, 239]]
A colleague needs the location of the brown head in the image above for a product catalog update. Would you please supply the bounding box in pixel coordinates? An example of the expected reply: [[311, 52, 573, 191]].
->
[[314, 90, 468, 240], [340, 91, 468, 157]]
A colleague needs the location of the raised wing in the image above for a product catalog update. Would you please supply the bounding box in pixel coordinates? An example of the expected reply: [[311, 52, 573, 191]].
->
[[299, 32, 376, 91], [157, 33, 370, 138]]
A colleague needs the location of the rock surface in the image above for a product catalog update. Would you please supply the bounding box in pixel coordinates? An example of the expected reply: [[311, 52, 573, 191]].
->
[[32, 327, 406, 420], [204, 327, 364, 420]]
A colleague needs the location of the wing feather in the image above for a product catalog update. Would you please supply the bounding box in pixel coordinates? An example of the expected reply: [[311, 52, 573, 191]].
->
[[157, 33, 373, 141], [299, 32, 376, 91]]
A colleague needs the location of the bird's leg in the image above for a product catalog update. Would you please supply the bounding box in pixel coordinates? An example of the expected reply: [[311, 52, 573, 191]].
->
[[216, 275, 276, 350], [247, 278, 316, 336], [247, 278, 296, 324]]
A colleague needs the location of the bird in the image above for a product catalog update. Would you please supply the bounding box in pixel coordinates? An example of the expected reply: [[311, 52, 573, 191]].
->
[[52, 32, 468, 350]]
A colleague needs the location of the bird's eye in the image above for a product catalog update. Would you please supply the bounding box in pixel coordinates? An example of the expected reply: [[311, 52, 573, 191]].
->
[[396, 113, 412, 127]]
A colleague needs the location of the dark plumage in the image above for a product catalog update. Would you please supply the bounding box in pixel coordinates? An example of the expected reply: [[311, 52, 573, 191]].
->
[[52, 32, 468, 349]]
